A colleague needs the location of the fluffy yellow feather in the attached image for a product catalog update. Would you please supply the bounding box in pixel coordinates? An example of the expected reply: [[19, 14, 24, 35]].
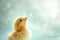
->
[[8, 16, 32, 40]]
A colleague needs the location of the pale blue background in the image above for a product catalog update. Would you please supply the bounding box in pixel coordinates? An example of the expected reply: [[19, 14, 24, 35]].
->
[[0, 0, 60, 40]]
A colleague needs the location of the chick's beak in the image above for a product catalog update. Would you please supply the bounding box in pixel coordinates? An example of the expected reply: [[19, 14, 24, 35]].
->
[[24, 17, 28, 20]]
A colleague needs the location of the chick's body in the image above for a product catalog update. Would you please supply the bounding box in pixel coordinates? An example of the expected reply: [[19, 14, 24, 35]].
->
[[8, 17, 32, 40]]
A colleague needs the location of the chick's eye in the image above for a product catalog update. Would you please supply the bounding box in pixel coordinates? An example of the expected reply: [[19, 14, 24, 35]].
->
[[19, 20, 22, 22]]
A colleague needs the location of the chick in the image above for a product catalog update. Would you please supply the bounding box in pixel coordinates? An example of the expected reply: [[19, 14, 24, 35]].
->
[[8, 16, 32, 40]]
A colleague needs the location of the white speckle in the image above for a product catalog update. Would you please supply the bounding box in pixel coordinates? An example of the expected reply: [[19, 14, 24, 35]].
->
[[30, 13, 33, 17], [6, 2, 11, 8], [49, 0, 58, 18], [15, 4, 21, 8], [55, 19, 60, 25], [32, 3, 40, 10], [42, 0, 59, 18]]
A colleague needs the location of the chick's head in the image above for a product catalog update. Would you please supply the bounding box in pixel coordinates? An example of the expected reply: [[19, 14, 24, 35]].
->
[[14, 16, 28, 31]]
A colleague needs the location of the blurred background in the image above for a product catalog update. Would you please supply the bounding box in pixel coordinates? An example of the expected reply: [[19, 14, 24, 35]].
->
[[0, 0, 60, 40]]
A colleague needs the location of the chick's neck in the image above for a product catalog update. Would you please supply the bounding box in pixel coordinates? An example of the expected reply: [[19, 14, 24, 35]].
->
[[14, 25, 27, 32]]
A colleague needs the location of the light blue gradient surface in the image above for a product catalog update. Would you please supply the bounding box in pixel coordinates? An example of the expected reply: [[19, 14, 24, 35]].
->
[[0, 0, 60, 40]]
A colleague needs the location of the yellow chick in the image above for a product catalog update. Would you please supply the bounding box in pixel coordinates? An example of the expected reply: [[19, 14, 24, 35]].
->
[[8, 16, 32, 40]]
